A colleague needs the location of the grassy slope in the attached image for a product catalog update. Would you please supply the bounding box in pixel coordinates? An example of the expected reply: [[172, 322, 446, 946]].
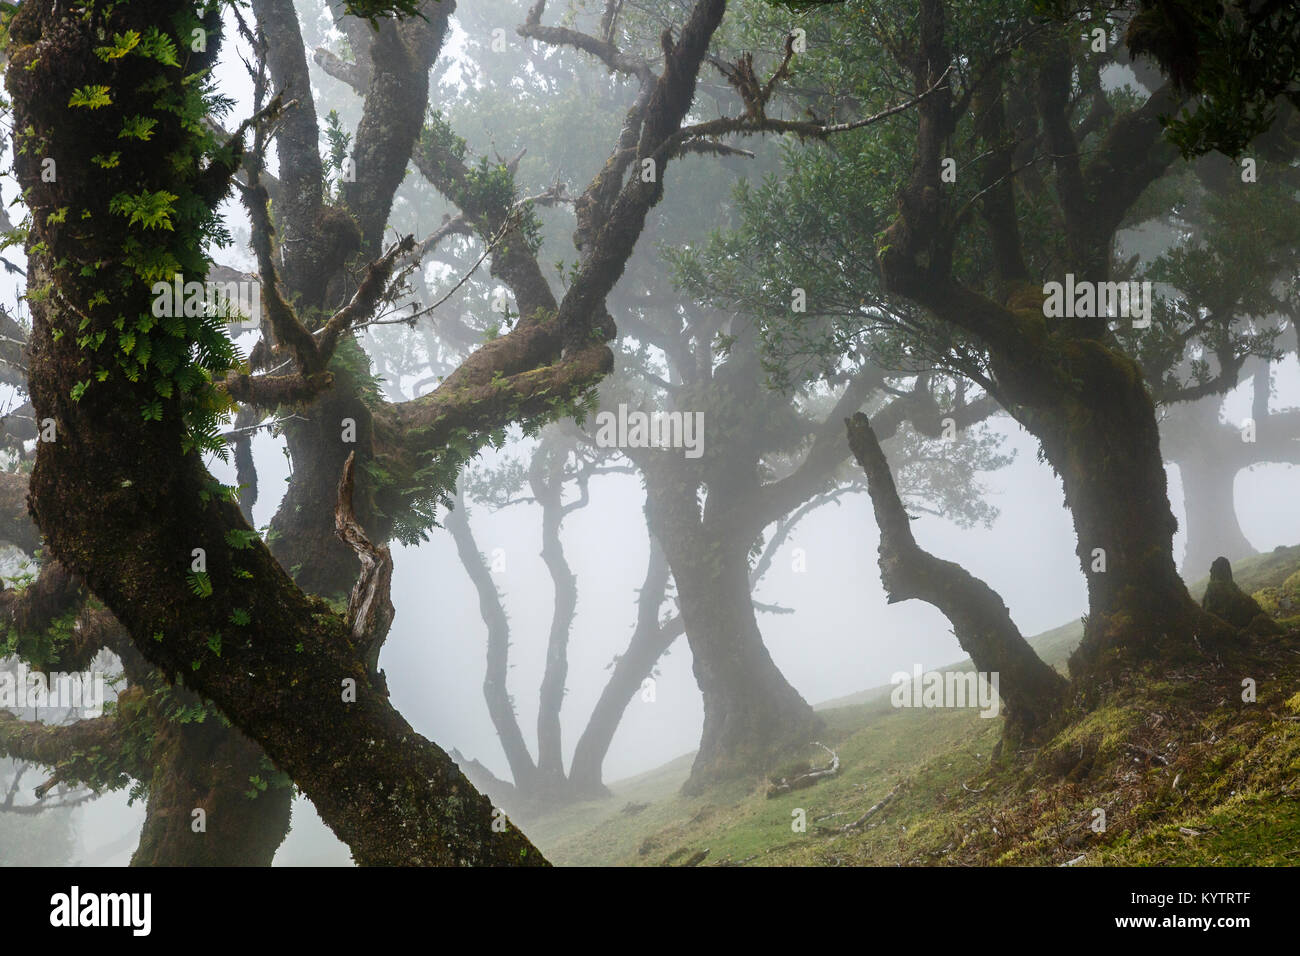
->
[[525, 545, 1300, 866]]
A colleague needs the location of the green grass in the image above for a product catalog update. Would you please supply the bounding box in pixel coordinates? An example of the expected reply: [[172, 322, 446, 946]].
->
[[524, 546, 1300, 866]]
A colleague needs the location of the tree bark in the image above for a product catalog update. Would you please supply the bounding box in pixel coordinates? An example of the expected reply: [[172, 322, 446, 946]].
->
[[131, 706, 291, 867], [8, 0, 544, 865], [643, 456, 820, 793], [1010, 346, 1234, 675], [259, 1, 452, 597], [847, 413, 1066, 735], [0, 507, 293, 865], [1177, 450, 1256, 578], [873, 0, 1233, 682], [567, 538, 683, 797], [269, 378, 386, 595]]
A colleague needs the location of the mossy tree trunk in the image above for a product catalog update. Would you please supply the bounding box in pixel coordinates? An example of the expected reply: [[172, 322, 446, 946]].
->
[[256, 0, 450, 597], [0, 508, 291, 865], [8, 0, 729, 861], [875, 0, 1236, 687], [847, 413, 1067, 735], [1010, 344, 1228, 676], [131, 705, 292, 867], [643, 456, 821, 793], [7, 0, 543, 865]]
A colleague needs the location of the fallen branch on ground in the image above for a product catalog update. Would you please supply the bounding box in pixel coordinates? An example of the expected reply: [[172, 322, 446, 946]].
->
[[766, 742, 840, 797]]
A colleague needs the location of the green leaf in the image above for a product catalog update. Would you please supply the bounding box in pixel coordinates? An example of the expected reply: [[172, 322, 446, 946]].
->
[[119, 115, 158, 141], [187, 570, 213, 598], [109, 189, 178, 231], [68, 85, 112, 110], [94, 31, 141, 61], [224, 529, 259, 550]]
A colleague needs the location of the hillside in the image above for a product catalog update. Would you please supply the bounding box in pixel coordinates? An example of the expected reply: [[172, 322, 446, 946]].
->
[[524, 546, 1300, 866]]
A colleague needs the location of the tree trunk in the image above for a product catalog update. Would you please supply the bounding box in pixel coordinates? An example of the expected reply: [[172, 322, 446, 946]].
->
[[1161, 392, 1258, 578], [8, 0, 544, 865], [131, 709, 292, 866], [671, 536, 821, 793], [0, 530, 293, 865], [870, 0, 1228, 685], [533, 462, 576, 796], [644, 452, 821, 793], [1178, 453, 1256, 578], [567, 539, 683, 797], [444, 491, 538, 793], [269, 378, 385, 596], [1009, 345, 1236, 679], [847, 413, 1066, 735]]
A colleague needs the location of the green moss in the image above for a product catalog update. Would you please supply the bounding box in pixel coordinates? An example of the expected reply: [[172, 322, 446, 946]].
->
[[520, 550, 1300, 867]]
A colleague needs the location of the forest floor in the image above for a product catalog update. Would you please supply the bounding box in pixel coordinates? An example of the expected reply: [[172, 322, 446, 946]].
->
[[525, 545, 1300, 866]]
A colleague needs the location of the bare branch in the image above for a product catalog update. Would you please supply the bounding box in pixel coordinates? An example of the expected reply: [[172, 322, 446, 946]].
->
[[519, 0, 655, 84]]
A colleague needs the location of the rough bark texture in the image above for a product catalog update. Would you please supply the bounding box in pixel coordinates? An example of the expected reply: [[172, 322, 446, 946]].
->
[[1017, 342, 1224, 676], [0, 472, 42, 554], [643, 452, 821, 794], [131, 708, 292, 867], [0, 501, 291, 865], [8, 0, 543, 866], [261, 2, 453, 597], [9, 0, 727, 860], [269, 378, 387, 596], [847, 413, 1067, 735], [873, 0, 1237, 684]]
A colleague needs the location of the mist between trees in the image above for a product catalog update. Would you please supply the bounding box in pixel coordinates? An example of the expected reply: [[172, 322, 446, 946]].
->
[[0, 0, 1297, 867]]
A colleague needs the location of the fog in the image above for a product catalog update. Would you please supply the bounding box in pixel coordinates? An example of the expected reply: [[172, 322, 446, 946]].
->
[[2, 0, 1298, 871], [62, 367, 1299, 864]]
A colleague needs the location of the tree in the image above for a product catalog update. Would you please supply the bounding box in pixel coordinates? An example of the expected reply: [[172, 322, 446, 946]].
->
[[0, 343, 292, 865], [728, 0, 1263, 683], [1116, 0, 1300, 157], [444, 429, 677, 809], [6, 0, 730, 864], [661, 0, 1068, 737], [581, 263, 1016, 778], [846, 412, 1068, 735], [1162, 358, 1300, 575], [1118, 157, 1300, 573], [0, 754, 81, 865]]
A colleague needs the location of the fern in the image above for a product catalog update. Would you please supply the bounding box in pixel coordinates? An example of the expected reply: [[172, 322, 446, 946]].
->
[[68, 85, 112, 110], [109, 190, 179, 231], [186, 571, 213, 598]]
